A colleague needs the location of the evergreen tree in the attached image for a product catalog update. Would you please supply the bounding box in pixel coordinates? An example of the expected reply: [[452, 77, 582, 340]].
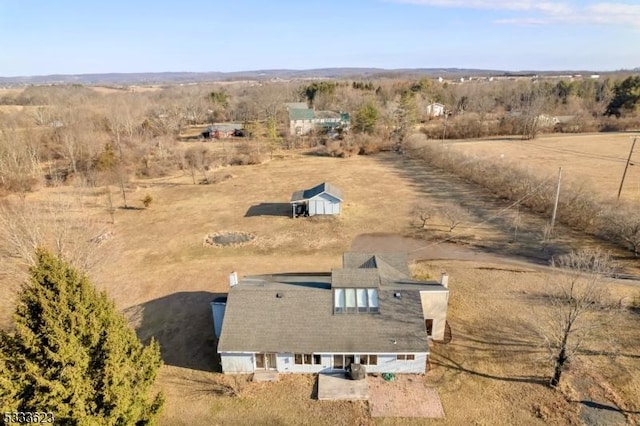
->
[[0, 249, 164, 425], [606, 75, 640, 117], [353, 100, 380, 134], [395, 90, 418, 141]]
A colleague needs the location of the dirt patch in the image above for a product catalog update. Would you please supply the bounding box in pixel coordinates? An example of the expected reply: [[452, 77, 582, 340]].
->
[[204, 231, 256, 247], [368, 375, 445, 418]]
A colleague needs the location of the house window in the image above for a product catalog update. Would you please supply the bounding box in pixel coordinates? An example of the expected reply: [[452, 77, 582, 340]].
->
[[396, 354, 415, 361], [333, 355, 344, 369], [359, 355, 378, 365], [334, 288, 379, 314], [332, 355, 356, 369], [295, 354, 321, 365]]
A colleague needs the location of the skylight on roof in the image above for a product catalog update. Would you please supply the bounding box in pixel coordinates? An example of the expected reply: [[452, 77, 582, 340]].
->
[[334, 288, 378, 314]]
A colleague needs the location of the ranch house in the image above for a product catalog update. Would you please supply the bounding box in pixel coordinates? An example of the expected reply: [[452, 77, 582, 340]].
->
[[286, 103, 350, 136], [290, 182, 342, 218], [214, 252, 449, 375]]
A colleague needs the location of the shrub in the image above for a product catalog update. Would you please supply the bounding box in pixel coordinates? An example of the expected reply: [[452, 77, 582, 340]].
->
[[141, 194, 153, 208]]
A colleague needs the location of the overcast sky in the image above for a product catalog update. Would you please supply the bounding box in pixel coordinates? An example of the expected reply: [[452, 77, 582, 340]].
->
[[0, 0, 638, 76]]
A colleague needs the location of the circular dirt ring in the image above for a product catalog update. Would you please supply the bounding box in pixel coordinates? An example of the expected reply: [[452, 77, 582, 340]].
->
[[204, 231, 256, 247]]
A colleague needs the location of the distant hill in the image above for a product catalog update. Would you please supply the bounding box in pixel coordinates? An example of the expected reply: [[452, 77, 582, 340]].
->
[[0, 67, 627, 86]]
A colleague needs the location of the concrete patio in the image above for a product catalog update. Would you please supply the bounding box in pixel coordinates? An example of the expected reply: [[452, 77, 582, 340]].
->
[[252, 371, 279, 382], [317, 373, 369, 401]]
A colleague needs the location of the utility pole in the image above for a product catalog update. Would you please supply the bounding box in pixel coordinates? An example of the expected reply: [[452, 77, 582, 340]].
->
[[550, 167, 562, 233], [617, 137, 637, 201]]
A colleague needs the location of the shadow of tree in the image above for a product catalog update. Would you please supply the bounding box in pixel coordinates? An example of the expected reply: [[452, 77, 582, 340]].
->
[[373, 152, 635, 265], [430, 316, 551, 387], [124, 291, 225, 372], [574, 400, 640, 415]]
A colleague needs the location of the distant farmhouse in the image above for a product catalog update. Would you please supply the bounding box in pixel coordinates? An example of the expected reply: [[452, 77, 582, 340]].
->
[[426, 102, 445, 118], [286, 102, 350, 136], [201, 123, 246, 139], [213, 252, 449, 374], [290, 182, 342, 218]]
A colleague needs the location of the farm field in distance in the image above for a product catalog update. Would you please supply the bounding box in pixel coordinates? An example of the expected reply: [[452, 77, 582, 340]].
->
[[1, 147, 638, 425], [447, 132, 640, 203]]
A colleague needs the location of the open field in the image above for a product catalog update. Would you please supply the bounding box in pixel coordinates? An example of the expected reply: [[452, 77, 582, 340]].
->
[[1, 151, 639, 424], [447, 132, 640, 203]]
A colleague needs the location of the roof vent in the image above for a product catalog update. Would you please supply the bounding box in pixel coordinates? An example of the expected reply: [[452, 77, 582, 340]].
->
[[276, 293, 284, 298], [394, 292, 401, 298]]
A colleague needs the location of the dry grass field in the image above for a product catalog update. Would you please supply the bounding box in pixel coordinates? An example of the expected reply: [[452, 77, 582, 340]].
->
[[447, 132, 640, 203], [1, 148, 639, 425]]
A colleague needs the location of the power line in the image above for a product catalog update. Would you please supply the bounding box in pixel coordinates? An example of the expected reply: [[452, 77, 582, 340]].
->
[[409, 172, 557, 253]]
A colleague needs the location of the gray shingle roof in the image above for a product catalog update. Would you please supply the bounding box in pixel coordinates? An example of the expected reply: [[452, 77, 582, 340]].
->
[[331, 268, 381, 288], [343, 253, 410, 276], [217, 252, 446, 354], [218, 279, 429, 353], [290, 182, 343, 202]]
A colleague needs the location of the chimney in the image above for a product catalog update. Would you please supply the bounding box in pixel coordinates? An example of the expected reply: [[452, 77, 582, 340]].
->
[[440, 273, 449, 288], [229, 271, 238, 287]]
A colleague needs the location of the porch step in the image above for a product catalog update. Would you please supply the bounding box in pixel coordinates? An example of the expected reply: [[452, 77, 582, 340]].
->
[[253, 371, 279, 382]]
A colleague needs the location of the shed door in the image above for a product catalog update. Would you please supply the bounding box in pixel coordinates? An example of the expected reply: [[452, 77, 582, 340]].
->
[[310, 199, 324, 215]]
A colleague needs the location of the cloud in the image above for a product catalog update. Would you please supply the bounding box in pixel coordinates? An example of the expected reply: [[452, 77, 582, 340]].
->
[[493, 18, 550, 26], [391, 0, 640, 27], [393, 0, 572, 14]]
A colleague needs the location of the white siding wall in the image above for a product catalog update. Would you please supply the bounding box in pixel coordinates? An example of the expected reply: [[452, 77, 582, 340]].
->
[[290, 119, 315, 136], [308, 194, 341, 216], [362, 353, 427, 374], [323, 353, 426, 374], [220, 352, 254, 373], [420, 291, 449, 341], [277, 353, 332, 373], [221, 352, 427, 374]]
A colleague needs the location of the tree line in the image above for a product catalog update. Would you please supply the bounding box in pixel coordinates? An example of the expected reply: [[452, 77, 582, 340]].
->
[[0, 73, 638, 198]]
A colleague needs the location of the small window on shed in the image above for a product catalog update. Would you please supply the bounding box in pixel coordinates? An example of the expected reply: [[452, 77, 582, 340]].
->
[[313, 354, 322, 365]]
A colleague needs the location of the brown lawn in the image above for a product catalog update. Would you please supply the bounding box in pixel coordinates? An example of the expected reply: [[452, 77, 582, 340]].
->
[[447, 132, 640, 203], [1, 148, 639, 425]]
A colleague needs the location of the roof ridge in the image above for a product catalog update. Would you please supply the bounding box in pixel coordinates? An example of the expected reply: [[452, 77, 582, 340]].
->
[[374, 255, 410, 283]]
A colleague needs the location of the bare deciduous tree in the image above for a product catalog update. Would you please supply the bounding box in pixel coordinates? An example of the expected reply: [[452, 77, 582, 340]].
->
[[540, 249, 613, 387], [440, 203, 469, 232], [0, 192, 109, 282], [610, 213, 640, 257], [184, 144, 211, 184], [412, 202, 436, 229]]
